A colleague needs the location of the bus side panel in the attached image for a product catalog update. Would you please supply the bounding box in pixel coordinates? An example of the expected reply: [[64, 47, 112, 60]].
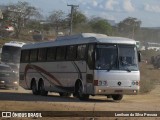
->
[[20, 61, 87, 93]]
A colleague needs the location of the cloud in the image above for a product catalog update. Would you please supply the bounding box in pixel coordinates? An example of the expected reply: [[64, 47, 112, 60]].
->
[[99, 12, 116, 20], [123, 0, 135, 12], [144, 4, 160, 13], [105, 0, 119, 11], [92, 0, 98, 7]]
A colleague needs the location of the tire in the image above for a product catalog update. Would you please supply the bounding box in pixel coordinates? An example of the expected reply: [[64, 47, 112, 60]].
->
[[112, 94, 123, 101], [39, 81, 48, 96], [77, 82, 89, 101], [59, 92, 71, 97], [31, 81, 39, 95]]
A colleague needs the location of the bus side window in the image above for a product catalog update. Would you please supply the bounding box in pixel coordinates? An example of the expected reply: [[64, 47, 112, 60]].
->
[[47, 47, 56, 61], [21, 50, 29, 62], [30, 49, 38, 62], [66, 45, 77, 60], [77, 45, 86, 60], [56, 46, 66, 60], [38, 48, 47, 61]]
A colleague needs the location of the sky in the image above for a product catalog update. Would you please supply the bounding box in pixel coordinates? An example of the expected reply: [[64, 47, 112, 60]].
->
[[0, 0, 160, 27]]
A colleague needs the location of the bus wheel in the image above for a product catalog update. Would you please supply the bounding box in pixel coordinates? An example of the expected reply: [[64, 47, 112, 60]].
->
[[112, 94, 123, 101], [77, 82, 89, 101], [31, 81, 39, 95], [59, 92, 71, 97], [39, 81, 48, 96]]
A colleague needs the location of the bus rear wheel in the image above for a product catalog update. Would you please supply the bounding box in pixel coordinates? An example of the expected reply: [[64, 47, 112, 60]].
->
[[59, 92, 71, 97], [112, 94, 123, 101], [39, 81, 48, 96], [31, 81, 39, 95], [77, 82, 89, 101]]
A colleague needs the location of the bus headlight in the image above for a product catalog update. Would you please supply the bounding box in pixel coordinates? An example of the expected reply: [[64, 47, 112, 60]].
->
[[98, 81, 102, 86], [102, 81, 107, 86], [132, 81, 135, 85], [94, 80, 107, 86], [13, 81, 18, 84], [1, 81, 5, 83], [132, 81, 139, 86]]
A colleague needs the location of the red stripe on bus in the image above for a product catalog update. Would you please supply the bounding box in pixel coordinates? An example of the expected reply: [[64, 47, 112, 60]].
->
[[24, 64, 62, 86]]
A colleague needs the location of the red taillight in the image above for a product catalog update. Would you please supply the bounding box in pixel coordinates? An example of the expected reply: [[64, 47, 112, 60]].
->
[[94, 80, 98, 86]]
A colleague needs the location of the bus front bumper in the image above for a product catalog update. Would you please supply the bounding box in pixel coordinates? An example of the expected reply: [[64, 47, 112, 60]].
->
[[94, 86, 139, 95], [0, 81, 18, 89]]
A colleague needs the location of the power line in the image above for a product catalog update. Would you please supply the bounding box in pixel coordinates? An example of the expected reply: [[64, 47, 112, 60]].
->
[[67, 4, 79, 35]]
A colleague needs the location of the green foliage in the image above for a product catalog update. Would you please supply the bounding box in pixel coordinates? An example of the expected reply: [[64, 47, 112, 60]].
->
[[118, 17, 141, 38], [72, 11, 87, 27], [89, 18, 112, 35]]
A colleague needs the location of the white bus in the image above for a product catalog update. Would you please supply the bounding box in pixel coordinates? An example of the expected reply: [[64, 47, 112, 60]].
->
[[19, 33, 141, 101], [1, 41, 26, 88], [1, 41, 26, 72]]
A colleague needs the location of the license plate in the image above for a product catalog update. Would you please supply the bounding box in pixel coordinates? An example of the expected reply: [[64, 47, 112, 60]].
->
[[115, 90, 123, 93]]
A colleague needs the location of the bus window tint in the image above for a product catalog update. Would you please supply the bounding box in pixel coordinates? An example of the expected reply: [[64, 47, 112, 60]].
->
[[47, 47, 56, 61], [38, 48, 47, 61], [1, 46, 21, 63], [56, 47, 66, 60], [66, 46, 77, 60], [77, 45, 86, 59], [119, 45, 138, 71], [30, 49, 38, 62], [21, 50, 29, 62], [96, 45, 117, 70]]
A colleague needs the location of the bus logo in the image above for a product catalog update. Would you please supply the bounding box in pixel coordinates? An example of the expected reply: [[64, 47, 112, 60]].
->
[[117, 82, 121, 86]]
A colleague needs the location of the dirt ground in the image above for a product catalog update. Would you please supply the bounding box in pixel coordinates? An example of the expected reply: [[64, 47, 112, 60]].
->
[[0, 84, 159, 120]]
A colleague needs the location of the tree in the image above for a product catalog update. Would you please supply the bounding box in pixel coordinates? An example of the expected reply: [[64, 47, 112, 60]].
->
[[48, 10, 66, 36], [89, 17, 112, 35], [7, 1, 41, 38], [118, 17, 141, 38], [72, 11, 87, 27]]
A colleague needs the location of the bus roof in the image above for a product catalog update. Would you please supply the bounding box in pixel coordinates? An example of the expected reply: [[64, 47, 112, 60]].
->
[[22, 33, 136, 49], [4, 41, 26, 47]]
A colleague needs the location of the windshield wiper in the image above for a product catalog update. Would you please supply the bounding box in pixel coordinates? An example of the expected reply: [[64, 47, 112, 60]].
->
[[125, 67, 131, 72], [107, 61, 117, 72]]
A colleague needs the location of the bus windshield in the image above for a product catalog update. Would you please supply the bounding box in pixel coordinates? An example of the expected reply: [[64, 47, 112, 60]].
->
[[96, 44, 138, 71], [1, 46, 21, 63]]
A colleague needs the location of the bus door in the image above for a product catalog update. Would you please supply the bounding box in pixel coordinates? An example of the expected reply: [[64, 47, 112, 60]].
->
[[86, 44, 95, 94]]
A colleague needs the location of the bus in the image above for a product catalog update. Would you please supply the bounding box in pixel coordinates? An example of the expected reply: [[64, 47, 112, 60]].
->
[[0, 63, 18, 89], [19, 33, 141, 101], [1, 41, 26, 72], [146, 42, 160, 51]]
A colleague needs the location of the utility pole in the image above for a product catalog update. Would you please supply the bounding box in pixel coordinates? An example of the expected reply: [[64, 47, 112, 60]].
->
[[67, 4, 79, 35]]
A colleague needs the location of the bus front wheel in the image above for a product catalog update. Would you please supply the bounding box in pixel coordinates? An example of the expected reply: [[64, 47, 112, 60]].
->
[[112, 94, 123, 101], [77, 82, 89, 101]]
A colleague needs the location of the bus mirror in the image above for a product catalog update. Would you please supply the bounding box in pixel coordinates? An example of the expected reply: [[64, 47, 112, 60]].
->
[[138, 51, 141, 62]]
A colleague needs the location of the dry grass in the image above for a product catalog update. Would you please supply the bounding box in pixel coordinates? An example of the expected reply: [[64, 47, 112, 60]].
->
[[140, 50, 160, 93]]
